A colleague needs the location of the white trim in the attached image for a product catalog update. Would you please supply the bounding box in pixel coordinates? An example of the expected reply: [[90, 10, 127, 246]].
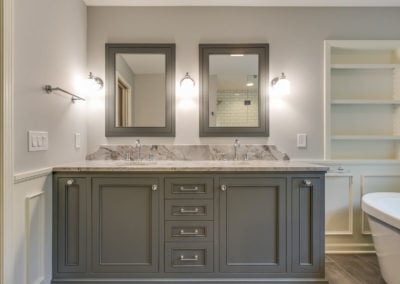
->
[[1, 0, 14, 282], [83, 0, 400, 7], [14, 168, 53, 184], [325, 175, 353, 235], [324, 41, 332, 160], [326, 243, 375, 254]]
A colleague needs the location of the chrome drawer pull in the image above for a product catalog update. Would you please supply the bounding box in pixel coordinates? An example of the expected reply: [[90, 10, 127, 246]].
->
[[179, 229, 199, 235], [179, 207, 200, 214], [179, 186, 199, 192], [220, 184, 227, 191], [66, 179, 74, 186], [303, 179, 313, 187], [179, 254, 199, 261]]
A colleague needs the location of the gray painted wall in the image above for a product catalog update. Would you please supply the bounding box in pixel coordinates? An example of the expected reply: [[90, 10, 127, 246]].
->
[[87, 7, 400, 159], [14, 0, 87, 173]]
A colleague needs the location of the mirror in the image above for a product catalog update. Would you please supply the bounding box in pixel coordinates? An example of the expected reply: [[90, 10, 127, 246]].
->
[[106, 44, 175, 137], [199, 44, 269, 137]]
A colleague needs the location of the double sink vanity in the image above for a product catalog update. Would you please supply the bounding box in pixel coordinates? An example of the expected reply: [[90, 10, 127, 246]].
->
[[52, 145, 328, 284], [51, 42, 327, 283]]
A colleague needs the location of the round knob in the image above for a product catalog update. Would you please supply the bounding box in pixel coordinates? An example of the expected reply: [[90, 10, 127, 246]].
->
[[66, 179, 74, 186], [303, 179, 312, 186], [221, 184, 227, 191], [152, 184, 158, 191]]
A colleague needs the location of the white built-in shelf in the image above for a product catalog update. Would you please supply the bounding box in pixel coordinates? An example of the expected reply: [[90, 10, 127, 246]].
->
[[331, 64, 400, 69], [331, 99, 400, 105], [331, 135, 400, 141]]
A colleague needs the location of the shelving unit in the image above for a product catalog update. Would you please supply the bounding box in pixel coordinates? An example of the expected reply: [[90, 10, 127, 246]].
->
[[325, 40, 400, 160]]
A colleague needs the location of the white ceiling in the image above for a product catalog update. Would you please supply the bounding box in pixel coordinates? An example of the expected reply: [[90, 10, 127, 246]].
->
[[83, 0, 400, 7]]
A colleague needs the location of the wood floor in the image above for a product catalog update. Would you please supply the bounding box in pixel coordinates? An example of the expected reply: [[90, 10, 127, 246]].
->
[[326, 254, 386, 284]]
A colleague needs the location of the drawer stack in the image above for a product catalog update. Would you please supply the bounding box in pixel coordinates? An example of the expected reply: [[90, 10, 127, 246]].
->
[[164, 177, 214, 272]]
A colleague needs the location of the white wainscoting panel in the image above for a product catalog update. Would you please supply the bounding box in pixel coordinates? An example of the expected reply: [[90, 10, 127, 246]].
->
[[25, 192, 45, 284], [13, 171, 52, 284], [361, 174, 400, 235], [325, 174, 353, 235]]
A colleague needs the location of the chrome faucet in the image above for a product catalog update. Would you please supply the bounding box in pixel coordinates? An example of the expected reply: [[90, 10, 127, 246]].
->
[[135, 139, 142, 160], [233, 139, 240, 160]]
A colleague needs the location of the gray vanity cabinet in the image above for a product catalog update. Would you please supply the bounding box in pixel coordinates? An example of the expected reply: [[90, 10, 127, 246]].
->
[[218, 177, 286, 273], [54, 177, 88, 274], [91, 177, 160, 273], [53, 171, 327, 283]]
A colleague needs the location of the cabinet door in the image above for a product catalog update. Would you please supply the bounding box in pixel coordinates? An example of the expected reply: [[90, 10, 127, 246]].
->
[[92, 177, 160, 273], [55, 177, 87, 273], [219, 177, 286, 273], [291, 177, 324, 273]]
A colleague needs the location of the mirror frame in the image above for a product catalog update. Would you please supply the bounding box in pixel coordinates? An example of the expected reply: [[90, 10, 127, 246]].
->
[[105, 43, 175, 137], [199, 44, 269, 137]]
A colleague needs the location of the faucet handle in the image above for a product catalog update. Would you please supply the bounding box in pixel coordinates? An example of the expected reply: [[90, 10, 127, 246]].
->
[[136, 139, 141, 146]]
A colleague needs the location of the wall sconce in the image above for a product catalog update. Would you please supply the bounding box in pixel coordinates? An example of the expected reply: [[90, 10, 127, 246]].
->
[[271, 72, 291, 96], [87, 72, 104, 90], [180, 72, 195, 89]]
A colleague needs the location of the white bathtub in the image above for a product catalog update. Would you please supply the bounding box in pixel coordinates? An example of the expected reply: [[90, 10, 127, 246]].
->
[[362, 192, 400, 284]]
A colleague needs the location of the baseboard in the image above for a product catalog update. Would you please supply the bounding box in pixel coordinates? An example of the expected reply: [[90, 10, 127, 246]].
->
[[326, 243, 375, 254]]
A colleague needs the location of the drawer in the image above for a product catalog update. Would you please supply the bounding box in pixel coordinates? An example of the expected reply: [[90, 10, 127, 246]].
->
[[165, 177, 213, 199], [165, 221, 213, 242], [165, 242, 213, 273], [165, 200, 213, 220]]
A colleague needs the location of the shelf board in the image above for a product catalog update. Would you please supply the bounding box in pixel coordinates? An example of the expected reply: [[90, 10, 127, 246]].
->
[[331, 64, 400, 69], [331, 135, 400, 141], [331, 99, 400, 105]]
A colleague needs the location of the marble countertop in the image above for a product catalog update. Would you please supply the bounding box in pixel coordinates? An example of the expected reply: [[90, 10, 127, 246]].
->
[[53, 160, 329, 172]]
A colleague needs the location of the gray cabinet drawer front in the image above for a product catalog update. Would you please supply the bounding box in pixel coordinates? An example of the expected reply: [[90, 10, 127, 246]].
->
[[165, 177, 213, 199], [165, 200, 213, 220], [165, 243, 213, 272], [165, 221, 213, 242]]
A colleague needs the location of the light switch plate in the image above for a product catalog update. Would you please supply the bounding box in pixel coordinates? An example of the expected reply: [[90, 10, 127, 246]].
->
[[28, 131, 48, 151], [75, 133, 81, 149], [297, 133, 307, 148]]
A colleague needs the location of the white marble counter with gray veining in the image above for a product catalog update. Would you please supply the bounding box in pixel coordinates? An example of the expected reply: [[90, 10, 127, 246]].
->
[[53, 160, 329, 172]]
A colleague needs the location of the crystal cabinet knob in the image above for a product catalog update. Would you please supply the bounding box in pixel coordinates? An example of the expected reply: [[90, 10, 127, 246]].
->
[[66, 179, 74, 186]]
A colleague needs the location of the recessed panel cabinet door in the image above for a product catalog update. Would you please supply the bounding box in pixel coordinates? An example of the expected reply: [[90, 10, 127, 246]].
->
[[219, 177, 286, 273], [92, 177, 160, 273], [56, 177, 87, 274], [291, 177, 324, 274]]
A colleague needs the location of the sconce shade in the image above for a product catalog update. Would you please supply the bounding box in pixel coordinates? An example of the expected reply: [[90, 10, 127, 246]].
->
[[271, 72, 290, 96]]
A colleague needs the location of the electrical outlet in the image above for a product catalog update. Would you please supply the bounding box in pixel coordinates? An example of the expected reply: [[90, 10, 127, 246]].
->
[[28, 131, 48, 151], [297, 133, 307, 148]]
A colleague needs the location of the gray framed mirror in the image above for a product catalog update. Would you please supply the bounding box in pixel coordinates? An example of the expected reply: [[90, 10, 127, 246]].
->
[[199, 44, 269, 137], [105, 44, 175, 137]]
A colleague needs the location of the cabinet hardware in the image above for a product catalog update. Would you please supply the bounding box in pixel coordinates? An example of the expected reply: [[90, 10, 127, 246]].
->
[[179, 229, 199, 235], [179, 186, 199, 192], [179, 254, 199, 261], [303, 179, 313, 186], [66, 179, 74, 186], [221, 184, 227, 191], [179, 207, 200, 214], [152, 184, 158, 191]]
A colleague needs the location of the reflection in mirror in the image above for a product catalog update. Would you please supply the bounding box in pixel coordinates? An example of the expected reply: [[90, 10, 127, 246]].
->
[[208, 54, 259, 127], [199, 44, 269, 137], [105, 44, 175, 137], [115, 54, 166, 127]]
